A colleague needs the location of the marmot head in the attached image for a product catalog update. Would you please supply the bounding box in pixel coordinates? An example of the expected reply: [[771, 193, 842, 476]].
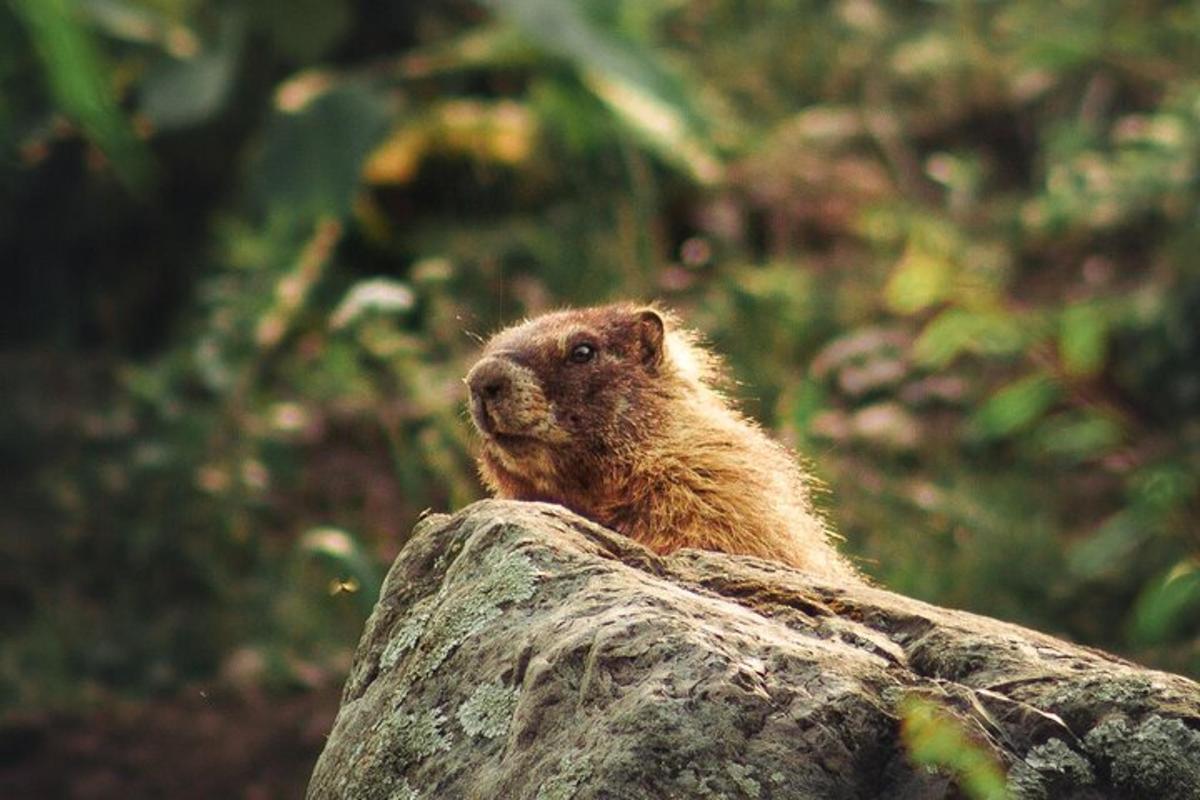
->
[[464, 303, 670, 492]]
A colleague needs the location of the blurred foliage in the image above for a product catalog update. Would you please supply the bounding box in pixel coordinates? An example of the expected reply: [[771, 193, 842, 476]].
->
[[2, 0, 1199, 713], [899, 695, 1008, 800]]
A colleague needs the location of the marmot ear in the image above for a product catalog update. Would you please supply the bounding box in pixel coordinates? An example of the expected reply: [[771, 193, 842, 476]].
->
[[636, 308, 665, 371]]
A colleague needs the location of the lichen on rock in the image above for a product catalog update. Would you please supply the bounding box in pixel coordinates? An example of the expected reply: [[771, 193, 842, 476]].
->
[[330, 706, 450, 800], [408, 546, 536, 679], [306, 500, 1200, 800], [385, 778, 419, 800], [1006, 737, 1094, 799], [379, 601, 432, 672], [457, 681, 520, 739], [724, 762, 762, 798], [1083, 715, 1200, 800], [534, 753, 592, 800]]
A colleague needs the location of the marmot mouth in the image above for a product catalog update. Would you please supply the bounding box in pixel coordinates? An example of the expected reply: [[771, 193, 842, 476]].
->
[[469, 396, 494, 436], [471, 397, 541, 448], [489, 430, 540, 450]]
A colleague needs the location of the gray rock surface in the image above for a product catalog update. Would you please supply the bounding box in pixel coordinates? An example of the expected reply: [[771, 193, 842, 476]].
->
[[307, 500, 1200, 799]]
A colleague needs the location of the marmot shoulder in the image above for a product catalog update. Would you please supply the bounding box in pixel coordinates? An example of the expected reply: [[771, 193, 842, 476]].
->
[[464, 302, 857, 581]]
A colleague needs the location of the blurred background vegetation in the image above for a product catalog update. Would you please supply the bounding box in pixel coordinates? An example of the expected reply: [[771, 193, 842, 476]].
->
[[2, 0, 1199, 790]]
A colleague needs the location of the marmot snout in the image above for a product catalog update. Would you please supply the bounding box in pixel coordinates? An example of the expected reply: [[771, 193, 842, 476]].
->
[[465, 303, 857, 581], [466, 356, 565, 444]]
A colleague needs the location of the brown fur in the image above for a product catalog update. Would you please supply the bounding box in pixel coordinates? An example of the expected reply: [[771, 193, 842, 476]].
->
[[464, 303, 857, 580]]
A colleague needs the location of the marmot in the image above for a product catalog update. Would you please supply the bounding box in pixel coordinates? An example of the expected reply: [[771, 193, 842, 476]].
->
[[464, 303, 857, 581]]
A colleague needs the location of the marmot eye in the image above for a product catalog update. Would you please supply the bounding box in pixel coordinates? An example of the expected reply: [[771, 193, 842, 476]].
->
[[568, 343, 597, 364]]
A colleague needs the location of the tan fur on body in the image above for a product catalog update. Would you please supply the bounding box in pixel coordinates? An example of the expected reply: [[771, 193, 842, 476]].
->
[[465, 303, 856, 581]]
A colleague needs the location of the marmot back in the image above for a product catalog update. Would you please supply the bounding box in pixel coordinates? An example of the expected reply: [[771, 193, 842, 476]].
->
[[464, 303, 857, 581]]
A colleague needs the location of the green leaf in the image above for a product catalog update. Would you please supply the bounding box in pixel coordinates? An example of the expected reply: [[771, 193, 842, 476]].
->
[[1130, 561, 1200, 645], [77, 0, 183, 47], [254, 83, 393, 220], [1067, 511, 1149, 580], [1031, 412, 1122, 461], [969, 374, 1060, 440], [899, 696, 1008, 800], [1129, 463, 1197, 514], [483, 0, 721, 183], [913, 308, 1029, 368], [529, 75, 616, 154], [12, 0, 152, 190], [884, 242, 954, 315], [139, 10, 244, 130], [248, 0, 352, 62], [1059, 302, 1108, 377], [787, 379, 828, 446], [392, 24, 537, 78]]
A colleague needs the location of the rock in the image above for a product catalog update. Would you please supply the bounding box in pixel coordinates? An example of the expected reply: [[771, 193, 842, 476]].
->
[[307, 500, 1200, 799]]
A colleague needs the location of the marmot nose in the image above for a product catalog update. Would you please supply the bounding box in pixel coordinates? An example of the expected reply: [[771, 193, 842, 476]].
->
[[466, 358, 511, 401]]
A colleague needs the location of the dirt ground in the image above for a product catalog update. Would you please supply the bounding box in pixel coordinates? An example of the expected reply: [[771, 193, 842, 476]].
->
[[0, 685, 340, 799]]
